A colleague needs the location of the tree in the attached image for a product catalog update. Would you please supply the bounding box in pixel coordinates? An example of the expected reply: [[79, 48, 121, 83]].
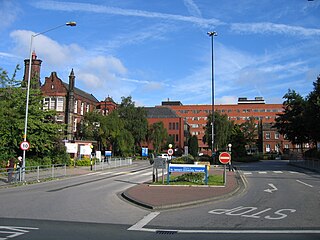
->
[[148, 122, 168, 155], [229, 124, 247, 158], [274, 89, 309, 149], [188, 135, 199, 158], [240, 117, 258, 153], [118, 96, 148, 153], [0, 66, 65, 164], [305, 75, 320, 145], [203, 112, 233, 151]]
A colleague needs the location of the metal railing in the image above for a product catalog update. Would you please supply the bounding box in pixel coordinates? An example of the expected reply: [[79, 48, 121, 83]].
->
[[289, 158, 320, 172], [0, 157, 132, 186]]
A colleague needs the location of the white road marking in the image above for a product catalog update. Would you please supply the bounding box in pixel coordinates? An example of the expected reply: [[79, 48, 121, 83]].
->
[[258, 171, 267, 174], [243, 172, 252, 175], [128, 212, 160, 231], [273, 171, 283, 174], [264, 183, 278, 193], [296, 180, 313, 188], [0, 226, 39, 240]]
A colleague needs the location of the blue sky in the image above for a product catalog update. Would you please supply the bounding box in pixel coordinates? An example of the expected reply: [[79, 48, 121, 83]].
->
[[1, 0, 319, 106]]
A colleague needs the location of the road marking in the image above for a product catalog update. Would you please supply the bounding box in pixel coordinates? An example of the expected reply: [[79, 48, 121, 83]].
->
[[128, 212, 160, 231], [0, 226, 39, 240], [243, 172, 252, 175], [258, 171, 267, 174], [296, 180, 313, 188], [264, 183, 278, 193], [273, 171, 283, 174]]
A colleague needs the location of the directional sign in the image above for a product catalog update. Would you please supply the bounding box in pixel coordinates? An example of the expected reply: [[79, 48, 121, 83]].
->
[[20, 141, 30, 151], [169, 164, 206, 173], [219, 152, 231, 164], [167, 148, 174, 156]]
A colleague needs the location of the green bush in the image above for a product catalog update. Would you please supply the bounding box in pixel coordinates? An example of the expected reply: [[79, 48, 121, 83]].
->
[[173, 172, 205, 184], [75, 158, 91, 166], [171, 155, 194, 164]]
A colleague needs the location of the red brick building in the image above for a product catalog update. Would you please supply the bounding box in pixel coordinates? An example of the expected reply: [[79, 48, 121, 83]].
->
[[161, 98, 294, 154]]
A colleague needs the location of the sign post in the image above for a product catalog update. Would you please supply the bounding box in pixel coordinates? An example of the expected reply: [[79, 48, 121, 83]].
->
[[219, 152, 231, 185]]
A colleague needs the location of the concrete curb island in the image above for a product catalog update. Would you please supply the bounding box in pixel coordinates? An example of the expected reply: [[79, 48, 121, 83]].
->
[[121, 169, 246, 210]]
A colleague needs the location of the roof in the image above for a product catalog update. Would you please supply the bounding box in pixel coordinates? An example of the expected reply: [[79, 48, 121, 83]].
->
[[145, 107, 180, 118], [62, 82, 99, 103]]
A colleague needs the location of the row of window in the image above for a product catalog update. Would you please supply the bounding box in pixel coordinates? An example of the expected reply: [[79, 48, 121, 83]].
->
[[168, 122, 179, 130], [168, 134, 179, 142], [179, 109, 282, 115], [43, 97, 91, 116], [228, 116, 275, 121], [265, 132, 280, 140]]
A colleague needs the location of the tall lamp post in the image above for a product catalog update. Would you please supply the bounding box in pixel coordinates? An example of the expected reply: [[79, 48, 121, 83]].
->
[[22, 22, 76, 181], [207, 31, 217, 159]]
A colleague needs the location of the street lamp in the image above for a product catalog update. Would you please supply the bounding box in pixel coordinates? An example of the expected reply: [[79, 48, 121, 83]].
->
[[22, 22, 76, 181], [207, 31, 217, 158]]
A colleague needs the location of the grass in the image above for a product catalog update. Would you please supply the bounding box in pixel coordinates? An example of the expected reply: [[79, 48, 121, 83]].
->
[[154, 173, 224, 186]]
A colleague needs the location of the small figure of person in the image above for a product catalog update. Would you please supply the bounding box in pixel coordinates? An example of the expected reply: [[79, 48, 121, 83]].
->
[[6, 158, 15, 183], [228, 161, 234, 172], [15, 156, 23, 182]]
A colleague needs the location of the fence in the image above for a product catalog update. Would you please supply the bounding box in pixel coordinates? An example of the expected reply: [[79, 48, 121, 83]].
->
[[289, 158, 320, 172], [0, 157, 132, 186]]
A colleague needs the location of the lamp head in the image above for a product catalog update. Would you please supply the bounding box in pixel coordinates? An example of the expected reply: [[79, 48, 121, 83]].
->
[[207, 31, 217, 37], [66, 22, 77, 26]]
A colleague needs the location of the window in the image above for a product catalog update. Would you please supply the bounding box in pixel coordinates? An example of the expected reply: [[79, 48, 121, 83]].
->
[[57, 97, 64, 111], [73, 118, 77, 132], [266, 144, 271, 153], [169, 122, 172, 130], [55, 115, 64, 122], [80, 102, 84, 115], [49, 98, 56, 110], [86, 104, 90, 113], [43, 98, 50, 110], [176, 122, 179, 130], [176, 134, 179, 142], [265, 132, 271, 139], [74, 100, 78, 113], [275, 132, 280, 139]]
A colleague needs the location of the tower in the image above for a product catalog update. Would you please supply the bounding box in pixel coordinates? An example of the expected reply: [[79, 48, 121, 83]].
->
[[66, 69, 75, 140], [23, 51, 42, 88]]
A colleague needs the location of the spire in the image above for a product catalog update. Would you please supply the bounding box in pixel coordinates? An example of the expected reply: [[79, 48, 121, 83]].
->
[[32, 50, 37, 60], [69, 68, 75, 91]]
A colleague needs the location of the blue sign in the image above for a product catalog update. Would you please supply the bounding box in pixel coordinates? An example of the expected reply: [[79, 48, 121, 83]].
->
[[105, 150, 112, 157], [142, 147, 148, 157], [169, 164, 206, 173]]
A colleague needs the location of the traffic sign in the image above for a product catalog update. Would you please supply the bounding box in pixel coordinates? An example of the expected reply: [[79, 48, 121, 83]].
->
[[167, 148, 174, 156], [20, 141, 30, 151], [219, 152, 231, 164]]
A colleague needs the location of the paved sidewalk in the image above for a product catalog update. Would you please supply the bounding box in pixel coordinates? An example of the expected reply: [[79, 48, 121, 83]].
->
[[122, 169, 244, 209]]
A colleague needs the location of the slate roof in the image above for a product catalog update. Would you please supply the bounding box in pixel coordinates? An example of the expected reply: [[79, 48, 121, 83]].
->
[[144, 107, 180, 118], [62, 82, 99, 103]]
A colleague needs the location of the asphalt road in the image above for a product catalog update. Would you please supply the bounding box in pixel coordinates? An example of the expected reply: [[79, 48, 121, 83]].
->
[[0, 160, 319, 240]]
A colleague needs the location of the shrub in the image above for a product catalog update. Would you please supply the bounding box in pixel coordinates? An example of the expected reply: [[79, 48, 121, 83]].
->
[[173, 172, 205, 184], [171, 155, 194, 164]]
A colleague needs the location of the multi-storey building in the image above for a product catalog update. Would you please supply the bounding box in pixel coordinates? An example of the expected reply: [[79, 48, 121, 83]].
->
[[161, 98, 293, 154], [23, 52, 99, 140]]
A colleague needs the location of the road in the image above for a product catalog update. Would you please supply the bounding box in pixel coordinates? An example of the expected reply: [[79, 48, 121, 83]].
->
[[0, 160, 319, 240]]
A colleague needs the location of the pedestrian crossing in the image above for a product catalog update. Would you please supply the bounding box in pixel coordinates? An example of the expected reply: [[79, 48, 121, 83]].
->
[[242, 170, 301, 176]]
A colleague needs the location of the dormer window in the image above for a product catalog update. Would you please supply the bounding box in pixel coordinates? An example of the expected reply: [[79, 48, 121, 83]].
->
[[51, 85, 54, 89]]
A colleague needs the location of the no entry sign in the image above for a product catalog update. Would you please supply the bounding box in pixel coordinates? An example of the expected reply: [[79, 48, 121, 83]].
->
[[219, 152, 231, 164]]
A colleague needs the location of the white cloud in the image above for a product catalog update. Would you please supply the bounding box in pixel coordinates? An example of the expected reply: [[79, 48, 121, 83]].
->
[[183, 0, 202, 18], [230, 22, 320, 37], [0, 0, 21, 31], [31, 0, 224, 28]]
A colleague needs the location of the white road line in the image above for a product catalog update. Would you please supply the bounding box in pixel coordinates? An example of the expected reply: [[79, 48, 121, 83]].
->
[[296, 180, 313, 188], [243, 172, 252, 175], [128, 212, 160, 231], [273, 171, 283, 174], [98, 172, 113, 175], [258, 171, 267, 174]]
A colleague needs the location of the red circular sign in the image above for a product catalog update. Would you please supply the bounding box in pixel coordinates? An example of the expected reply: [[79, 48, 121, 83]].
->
[[20, 141, 30, 151], [167, 148, 174, 156], [219, 152, 231, 164]]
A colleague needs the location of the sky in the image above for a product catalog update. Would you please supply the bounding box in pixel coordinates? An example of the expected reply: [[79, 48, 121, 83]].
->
[[0, 0, 320, 107]]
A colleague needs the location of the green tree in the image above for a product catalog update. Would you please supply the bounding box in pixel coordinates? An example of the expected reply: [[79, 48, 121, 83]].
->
[[240, 117, 258, 153], [203, 112, 233, 151], [188, 135, 199, 158], [0, 66, 65, 164], [229, 124, 247, 158], [118, 96, 148, 153], [274, 89, 309, 149], [148, 122, 168, 154], [305, 75, 320, 145]]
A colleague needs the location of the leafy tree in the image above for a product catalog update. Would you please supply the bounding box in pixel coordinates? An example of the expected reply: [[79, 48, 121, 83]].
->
[[188, 135, 199, 158], [274, 89, 309, 149], [203, 112, 233, 151], [118, 96, 148, 152], [229, 124, 247, 158], [305, 75, 320, 145], [0, 66, 65, 164], [240, 117, 258, 152], [148, 122, 168, 154]]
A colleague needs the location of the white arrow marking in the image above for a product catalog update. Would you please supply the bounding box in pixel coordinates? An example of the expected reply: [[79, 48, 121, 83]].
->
[[264, 183, 278, 193]]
